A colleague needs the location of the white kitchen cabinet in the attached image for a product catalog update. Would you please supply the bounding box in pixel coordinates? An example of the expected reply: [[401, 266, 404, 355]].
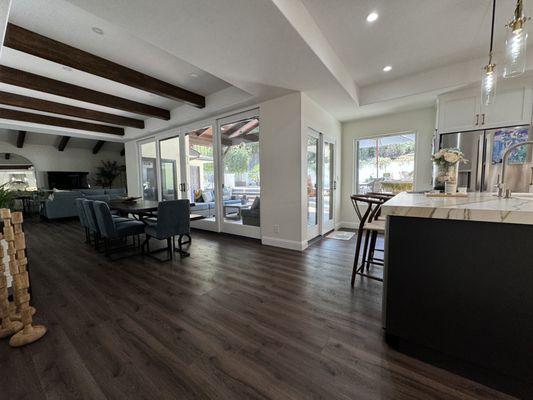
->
[[438, 90, 480, 133], [437, 82, 533, 133], [482, 85, 532, 129]]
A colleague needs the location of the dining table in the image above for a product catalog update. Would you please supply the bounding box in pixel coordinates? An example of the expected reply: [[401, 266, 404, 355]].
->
[[109, 199, 203, 256], [109, 199, 202, 221]]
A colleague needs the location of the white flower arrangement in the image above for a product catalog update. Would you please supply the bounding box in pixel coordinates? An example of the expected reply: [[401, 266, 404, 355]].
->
[[432, 148, 467, 167]]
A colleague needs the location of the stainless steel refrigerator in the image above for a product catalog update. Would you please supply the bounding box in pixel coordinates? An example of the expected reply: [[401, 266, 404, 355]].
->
[[439, 125, 533, 193]]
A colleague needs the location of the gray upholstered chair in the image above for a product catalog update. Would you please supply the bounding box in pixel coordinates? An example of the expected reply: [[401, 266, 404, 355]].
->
[[144, 200, 191, 260], [93, 201, 145, 258], [241, 197, 260, 226], [75, 198, 90, 243], [82, 200, 131, 250], [82, 199, 101, 249]]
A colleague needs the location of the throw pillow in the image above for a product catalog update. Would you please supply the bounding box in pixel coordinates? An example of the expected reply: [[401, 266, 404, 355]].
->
[[194, 189, 203, 202], [222, 188, 232, 201], [202, 190, 214, 203]]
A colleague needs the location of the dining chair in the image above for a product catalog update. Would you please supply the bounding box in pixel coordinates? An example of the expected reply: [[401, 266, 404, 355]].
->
[[82, 200, 133, 251], [144, 199, 191, 261], [92, 201, 145, 259], [350, 194, 388, 287], [75, 198, 91, 243]]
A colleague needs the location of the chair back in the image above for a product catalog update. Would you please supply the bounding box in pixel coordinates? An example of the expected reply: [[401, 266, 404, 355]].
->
[[156, 200, 190, 237], [75, 198, 89, 228], [82, 200, 99, 233], [93, 201, 117, 239], [350, 194, 387, 230]]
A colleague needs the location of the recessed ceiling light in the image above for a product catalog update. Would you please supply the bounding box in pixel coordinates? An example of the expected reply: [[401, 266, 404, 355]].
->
[[91, 27, 104, 35], [189, 73, 199, 78], [383, 65, 392, 72], [366, 12, 379, 23]]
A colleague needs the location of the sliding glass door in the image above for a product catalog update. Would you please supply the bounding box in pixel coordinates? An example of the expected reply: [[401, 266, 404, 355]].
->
[[218, 110, 261, 238], [183, 123, 219, 231], [322, 137, 336, 233], [307, 128, 336, 240], [137, 109, 260, 238], [139, 140, 158, 201], [158, 136, 181, 200], [307, 133, 319, 239]]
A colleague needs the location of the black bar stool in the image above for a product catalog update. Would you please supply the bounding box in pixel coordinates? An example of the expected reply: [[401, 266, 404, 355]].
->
[[350, 194, 389, 287]]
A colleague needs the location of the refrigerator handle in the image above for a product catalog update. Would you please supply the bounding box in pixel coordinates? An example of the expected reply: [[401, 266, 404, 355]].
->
[[476, 134, 485, 192]]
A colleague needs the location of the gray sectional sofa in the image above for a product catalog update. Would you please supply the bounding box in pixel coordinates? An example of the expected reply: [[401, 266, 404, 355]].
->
[[191, 189, 241, 218], [40, 188, 126, 220]]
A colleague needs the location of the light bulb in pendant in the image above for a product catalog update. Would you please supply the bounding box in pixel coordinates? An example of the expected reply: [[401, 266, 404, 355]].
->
[[482, 63, 497, 105], [503, 0, 529, 78], [503, 20, 528, 77]]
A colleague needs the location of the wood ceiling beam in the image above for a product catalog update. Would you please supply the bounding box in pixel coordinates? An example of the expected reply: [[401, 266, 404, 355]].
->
[[4, 24, 206, 108], [189, 134, 231, 147], [16, 130, 26, 148], [58, 136, 70, 152], [0, 108, 124, 136], [222, 120, 248, 137], [0, 91, 144, 128], [228, 119, 259, 138], [92, 140, 105, 155], [0, 66, 170, 120]]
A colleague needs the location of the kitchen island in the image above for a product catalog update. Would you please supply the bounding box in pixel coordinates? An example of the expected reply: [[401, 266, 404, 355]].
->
[[381, 192, 533, 398]]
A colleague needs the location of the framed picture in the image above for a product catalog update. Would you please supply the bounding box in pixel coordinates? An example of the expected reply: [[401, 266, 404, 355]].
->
[[491, 127, 529, 164]]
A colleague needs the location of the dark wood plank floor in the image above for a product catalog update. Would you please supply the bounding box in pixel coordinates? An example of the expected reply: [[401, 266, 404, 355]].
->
[[0, 219, 515, 400]]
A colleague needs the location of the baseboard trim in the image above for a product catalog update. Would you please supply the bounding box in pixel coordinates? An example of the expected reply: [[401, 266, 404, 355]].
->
[[338, 221, 357, 229], [262, 236, 308, 251]]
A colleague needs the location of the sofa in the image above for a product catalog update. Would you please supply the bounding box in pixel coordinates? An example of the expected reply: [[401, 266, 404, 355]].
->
[[190, 189, 241, 218], [241, 197, 260, 226], [40, 188, 127, 220]]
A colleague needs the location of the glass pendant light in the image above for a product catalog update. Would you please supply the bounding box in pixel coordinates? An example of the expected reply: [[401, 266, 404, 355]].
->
[[482, 0, 498, 105], [503, 0, 529, 78], [482, 61, 497, 105]]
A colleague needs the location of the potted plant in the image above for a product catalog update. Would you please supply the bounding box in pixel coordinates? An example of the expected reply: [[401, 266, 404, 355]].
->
[[94, 161, 124, 188], [0, 183, 13, 209], [432, 148, 467, 192]]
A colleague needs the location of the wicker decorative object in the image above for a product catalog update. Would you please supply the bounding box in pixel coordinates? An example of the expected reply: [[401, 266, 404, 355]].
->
[[0, 225, 22, 338], [0, 209, 46, 346]]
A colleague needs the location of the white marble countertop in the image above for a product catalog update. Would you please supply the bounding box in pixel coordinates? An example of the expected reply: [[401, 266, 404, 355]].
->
[[381, 192, 533, 225]]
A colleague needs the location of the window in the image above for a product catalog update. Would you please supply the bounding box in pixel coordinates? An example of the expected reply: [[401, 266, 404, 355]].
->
[[356, 133, 416, 194], [140, 141, 158, 200]]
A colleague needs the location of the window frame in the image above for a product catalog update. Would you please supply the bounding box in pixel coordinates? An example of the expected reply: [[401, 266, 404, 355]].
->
[[353, 130, 418, 194]]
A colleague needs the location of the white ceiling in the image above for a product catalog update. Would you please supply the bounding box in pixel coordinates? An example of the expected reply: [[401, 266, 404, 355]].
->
[[0, 0, 532, 137], [301, 0, 532, 87]]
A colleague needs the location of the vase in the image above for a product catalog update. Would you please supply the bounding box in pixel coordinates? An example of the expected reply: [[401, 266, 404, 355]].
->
[[433, 163, 459, 191]]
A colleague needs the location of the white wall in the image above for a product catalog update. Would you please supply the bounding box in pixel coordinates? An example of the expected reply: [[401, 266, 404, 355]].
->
[[260, 92, 305, 250], [340, 107, 436, 226], [301, 93, 342, 236], [0, 139, 125, 188]]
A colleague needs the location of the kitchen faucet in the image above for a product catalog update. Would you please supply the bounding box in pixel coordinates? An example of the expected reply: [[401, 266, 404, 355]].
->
[[497, 140, 533, 198]]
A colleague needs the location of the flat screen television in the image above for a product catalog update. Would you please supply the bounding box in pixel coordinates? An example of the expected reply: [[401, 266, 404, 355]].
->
[[47, 171, 89, 190]]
